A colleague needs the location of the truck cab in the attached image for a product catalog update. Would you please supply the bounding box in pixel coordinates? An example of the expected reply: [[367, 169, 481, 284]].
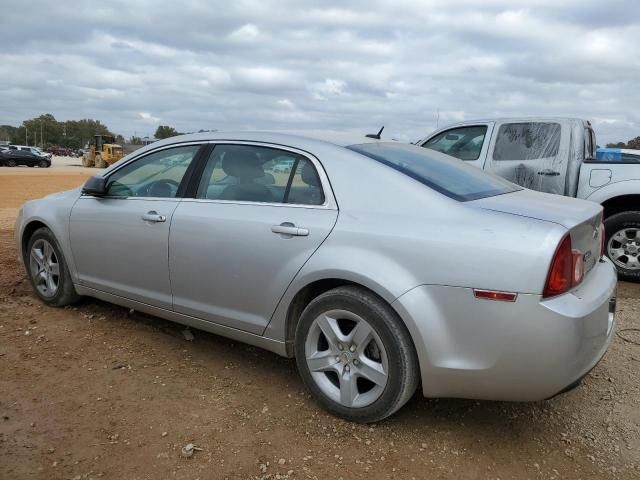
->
[[417, 118, 640, 281]]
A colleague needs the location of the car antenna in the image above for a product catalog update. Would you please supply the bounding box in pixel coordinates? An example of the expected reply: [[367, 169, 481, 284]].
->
[[365, 126, 384, 139]]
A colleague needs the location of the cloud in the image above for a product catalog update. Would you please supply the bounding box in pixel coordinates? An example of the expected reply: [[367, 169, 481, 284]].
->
[[0, 0, 638, 143], [139, 112, 159, 123]]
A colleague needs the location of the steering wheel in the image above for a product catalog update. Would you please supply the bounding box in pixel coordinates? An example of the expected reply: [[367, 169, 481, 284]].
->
[[146, 178, 180, 198]]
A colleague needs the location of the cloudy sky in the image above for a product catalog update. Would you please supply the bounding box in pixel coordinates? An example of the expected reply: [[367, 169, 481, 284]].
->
[[1, 0, 639, 143]]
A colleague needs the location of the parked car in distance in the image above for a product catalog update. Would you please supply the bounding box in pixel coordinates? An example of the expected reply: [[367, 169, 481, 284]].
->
[[417, 118, 640, 281], [272, 158, 295, 173], [16, 132, 616, 422], [46, 146, 73, 156], [1, 148, 51, 167], [8, 145, 53, 160]]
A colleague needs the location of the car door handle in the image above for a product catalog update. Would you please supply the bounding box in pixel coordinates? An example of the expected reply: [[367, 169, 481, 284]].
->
[[141, 211, 167, 223], [537, 169, 560, 176], [271, 223, 309, 236]]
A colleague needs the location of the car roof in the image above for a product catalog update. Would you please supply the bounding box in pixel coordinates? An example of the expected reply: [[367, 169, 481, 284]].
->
[[129, 130, 392, 157], [437, 116, 588, 124]]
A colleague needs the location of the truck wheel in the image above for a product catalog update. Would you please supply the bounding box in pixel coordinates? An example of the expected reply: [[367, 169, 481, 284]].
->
[[95, 155, 106, 168], [82, 155, 93, 168], [604, 211, 640, 282]]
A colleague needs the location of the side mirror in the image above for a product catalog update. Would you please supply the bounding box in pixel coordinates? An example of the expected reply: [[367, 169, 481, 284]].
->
[[82, 176, 108, 196]]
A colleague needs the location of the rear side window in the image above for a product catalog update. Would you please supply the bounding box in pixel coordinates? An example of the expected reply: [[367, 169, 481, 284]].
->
[[493, 122, 561, 161], [348, 143, 519, 202], [196, 144, 324, 205], [422, 125, 487, 161]]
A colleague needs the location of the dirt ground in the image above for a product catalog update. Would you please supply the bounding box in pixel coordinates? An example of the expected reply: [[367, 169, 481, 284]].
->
[[1, 163, 639, 480]]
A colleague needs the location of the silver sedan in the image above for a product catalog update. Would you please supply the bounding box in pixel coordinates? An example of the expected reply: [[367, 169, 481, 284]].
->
[[15, 132, 617, 422]]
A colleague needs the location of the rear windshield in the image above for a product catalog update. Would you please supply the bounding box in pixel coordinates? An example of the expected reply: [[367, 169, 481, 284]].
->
[[348, 143, 520, 201]]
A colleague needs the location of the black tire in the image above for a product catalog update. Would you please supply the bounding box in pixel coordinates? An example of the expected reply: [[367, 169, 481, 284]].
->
[[25, 227, 81, 306], [604, 211, 640, 282], [82, 155, 93, 167], [6, 159, 16, 167], [38, 159, 49, 168], [294, 286, 419, 423], [95, 155, 106, 168]]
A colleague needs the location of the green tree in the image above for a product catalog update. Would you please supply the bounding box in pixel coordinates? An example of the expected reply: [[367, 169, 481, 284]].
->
[[7, 114, 115, 149], [626, 136, 640, 150], [154, 125, 179, 139], [606, 141, 626, 148]]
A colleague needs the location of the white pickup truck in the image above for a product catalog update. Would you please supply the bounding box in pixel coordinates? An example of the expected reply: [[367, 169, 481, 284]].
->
[[416, 117, 640, 281]]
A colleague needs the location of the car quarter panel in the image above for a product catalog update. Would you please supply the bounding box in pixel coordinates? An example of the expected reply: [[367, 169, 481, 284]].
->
[[264, 146, 567, 342]]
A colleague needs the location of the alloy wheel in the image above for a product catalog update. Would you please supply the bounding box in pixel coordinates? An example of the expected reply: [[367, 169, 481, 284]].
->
[[608, 228, 640, 271], [29, 239, 60, 297], [304, 309, 389, 408]]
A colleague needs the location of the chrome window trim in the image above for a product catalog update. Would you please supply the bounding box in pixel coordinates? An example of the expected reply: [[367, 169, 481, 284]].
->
[[85, 139, 338, 209], [179, 197, 333, 210]]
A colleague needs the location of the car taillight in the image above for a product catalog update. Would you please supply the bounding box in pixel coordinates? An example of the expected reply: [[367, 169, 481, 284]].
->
[[543, 234, 584, 298]]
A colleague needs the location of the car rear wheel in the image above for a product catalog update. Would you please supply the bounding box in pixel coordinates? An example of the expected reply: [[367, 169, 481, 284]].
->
[[605, 211, 640, 282], [295, 286, 419, 422], [6, 159, 16, 167], [26, 227, 81, 306]]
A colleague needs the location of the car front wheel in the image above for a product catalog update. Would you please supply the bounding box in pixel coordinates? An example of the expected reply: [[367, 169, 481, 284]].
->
[[295, 286, 419, 422], [26, 227, 81, 306]]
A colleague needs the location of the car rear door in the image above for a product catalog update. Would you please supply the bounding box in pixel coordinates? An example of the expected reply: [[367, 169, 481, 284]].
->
[[169, 143, 338, 335], [419, 123, 494, 169], [69, 144, 203, 309]]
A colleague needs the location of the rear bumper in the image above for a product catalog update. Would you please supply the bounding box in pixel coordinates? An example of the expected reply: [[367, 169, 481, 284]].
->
[[392, 258, 617, 401]]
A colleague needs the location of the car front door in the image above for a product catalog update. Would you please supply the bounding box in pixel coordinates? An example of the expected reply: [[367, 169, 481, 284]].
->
[[169, 143, 338, 334], [69, 144, 203, 309], [420, 123, 494, 169]]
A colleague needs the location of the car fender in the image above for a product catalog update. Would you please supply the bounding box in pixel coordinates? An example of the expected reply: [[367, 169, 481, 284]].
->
[[17, 188, 82, 283], [584, 179, 640, 206]]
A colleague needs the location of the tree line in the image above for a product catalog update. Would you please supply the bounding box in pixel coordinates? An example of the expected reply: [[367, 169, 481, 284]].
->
[[606, 136, 640, 149], [0, 114, 185, 149]]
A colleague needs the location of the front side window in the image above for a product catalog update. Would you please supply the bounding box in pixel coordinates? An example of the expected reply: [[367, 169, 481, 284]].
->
[[196, 144, 324, 205], [348, 143, 519, 201], [106, 145, 200, 198], [493, 122, 561, 161], [422, 125, 487, 161]]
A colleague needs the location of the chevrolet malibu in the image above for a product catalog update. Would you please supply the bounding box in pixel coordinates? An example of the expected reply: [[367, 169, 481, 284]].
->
[[15, 132, 617, 422]]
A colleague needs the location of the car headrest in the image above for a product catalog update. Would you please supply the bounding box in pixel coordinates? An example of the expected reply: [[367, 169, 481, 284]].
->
[[222, 150, 264, 180], [301, 162, 321, 187]]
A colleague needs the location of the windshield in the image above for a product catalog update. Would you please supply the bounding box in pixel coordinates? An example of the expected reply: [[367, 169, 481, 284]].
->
[[348, 143, 520, 201]]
